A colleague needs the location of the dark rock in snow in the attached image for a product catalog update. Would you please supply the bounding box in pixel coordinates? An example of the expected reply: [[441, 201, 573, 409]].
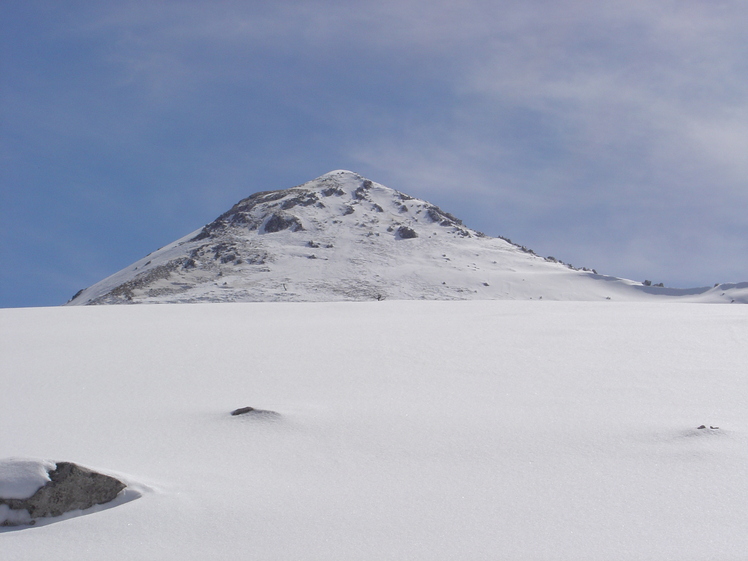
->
[[263, 212, 304, 233], [396, 226, 418, 239], [321, 186, 345, 197], [281, 192, 319, 210], [230, 407, 280, 419], [0, 462, 125, 526]]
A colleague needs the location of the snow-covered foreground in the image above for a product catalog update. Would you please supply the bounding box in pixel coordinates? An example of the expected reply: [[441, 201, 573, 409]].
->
[[2, 301, 747, 559]]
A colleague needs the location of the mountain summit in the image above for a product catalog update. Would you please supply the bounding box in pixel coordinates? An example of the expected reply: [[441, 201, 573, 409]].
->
[[67, 170, 746, 305]]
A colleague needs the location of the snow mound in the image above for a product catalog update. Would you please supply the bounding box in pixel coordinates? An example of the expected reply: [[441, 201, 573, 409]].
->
[[0, 458, 55, 500]]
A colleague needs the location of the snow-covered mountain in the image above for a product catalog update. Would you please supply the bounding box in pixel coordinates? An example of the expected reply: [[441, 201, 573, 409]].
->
[[67, 170, 747, 305]]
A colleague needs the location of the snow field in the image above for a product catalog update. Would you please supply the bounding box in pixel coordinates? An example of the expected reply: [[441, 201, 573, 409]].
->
[[1, 300, 747, 559]]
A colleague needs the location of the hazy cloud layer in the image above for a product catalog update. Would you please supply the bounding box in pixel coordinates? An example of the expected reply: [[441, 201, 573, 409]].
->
[[2, 0, 747, 305]]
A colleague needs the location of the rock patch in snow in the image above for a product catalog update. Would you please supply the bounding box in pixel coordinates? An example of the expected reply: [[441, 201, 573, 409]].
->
[[0, 459, 126, 527], [230, 406, 281, 419], [262, 212, 304, 234], [396, 225, 418, 239]]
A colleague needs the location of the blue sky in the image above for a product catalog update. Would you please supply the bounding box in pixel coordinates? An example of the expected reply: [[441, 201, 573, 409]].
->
[[2, 0, 747, 308]]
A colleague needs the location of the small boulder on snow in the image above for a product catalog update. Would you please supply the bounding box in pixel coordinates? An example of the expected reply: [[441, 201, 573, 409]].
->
[[0, 459, 126, 526], [230, 406, 281, 419]]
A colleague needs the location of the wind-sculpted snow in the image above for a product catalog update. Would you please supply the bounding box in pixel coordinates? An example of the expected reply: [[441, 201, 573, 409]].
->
[[66, 170, 747, 305], [0, 459, 55, 500], [2, 301, 748, 559]]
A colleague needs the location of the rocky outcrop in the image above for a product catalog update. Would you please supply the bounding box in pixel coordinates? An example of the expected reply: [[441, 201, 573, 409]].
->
[[396, 225, 418, 239], [0, 461, 126, 526], [262, 212, 304, 234]]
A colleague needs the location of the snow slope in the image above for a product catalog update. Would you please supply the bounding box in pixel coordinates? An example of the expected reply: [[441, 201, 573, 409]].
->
[[65, 171, 748, 305], [2, 301, 747, 559]]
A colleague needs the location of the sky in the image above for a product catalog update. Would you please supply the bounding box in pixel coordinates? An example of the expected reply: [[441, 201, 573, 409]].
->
[[2, 0, 747, 308]]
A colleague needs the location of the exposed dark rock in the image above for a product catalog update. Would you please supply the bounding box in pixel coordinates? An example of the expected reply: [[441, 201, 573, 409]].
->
[[281, 192, 319, 210], [0, 462, 125, 526], [200, 210, 258, 238], [396, 226, 418, 239], [321, 186, 345, 197], [212, 242, 240, 263], [227, 213, 262, 230], [231, 406, 255, 415], [190, 190, 291, 242], [230, 407, 281, 419], [342, 205, 355, 216], [253, 190, 290, 206], [426, 206, 462, 226], [263, 212, 304, 233], [354, 182, 372, 200]]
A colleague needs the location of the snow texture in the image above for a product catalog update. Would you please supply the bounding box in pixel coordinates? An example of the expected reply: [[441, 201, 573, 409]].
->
[[1, 301, 747, 559], [0, 459, 54, 500]]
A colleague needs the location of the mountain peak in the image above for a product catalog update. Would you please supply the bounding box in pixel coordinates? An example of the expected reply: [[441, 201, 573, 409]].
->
[[319, 169, 360, 177], [66, 173, 748, 305], [187, 170, 471, 245]]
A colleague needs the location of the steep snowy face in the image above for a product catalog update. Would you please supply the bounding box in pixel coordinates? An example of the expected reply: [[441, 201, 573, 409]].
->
[[66, 171, 746, 305]]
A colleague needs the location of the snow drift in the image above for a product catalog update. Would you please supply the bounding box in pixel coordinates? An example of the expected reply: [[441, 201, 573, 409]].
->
[[2, 301, 747, 559]]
